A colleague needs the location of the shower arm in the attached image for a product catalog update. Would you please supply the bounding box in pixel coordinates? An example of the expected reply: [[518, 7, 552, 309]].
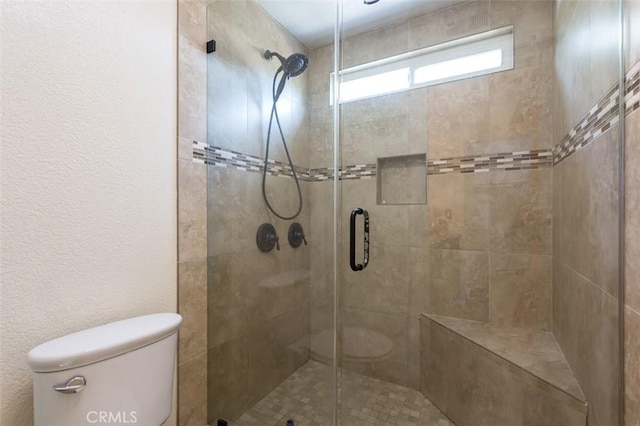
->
[[264, 50, 287, 65]]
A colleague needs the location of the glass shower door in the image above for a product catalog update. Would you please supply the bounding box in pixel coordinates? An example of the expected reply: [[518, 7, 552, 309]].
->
[[205, 1, 338, 424], [205, 0, 624, 424], [336, 4, 433, 423], [336, 0, 623, 425]]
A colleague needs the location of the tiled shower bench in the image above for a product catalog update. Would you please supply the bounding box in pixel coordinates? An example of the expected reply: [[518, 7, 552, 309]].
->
[[420, 314, 588, 426]]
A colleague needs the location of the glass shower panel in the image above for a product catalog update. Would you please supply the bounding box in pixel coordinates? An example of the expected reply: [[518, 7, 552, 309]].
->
[[336, 4, 434, 423], [337, 0, 623, 425], [204, 0, 624, 423], [205, 1, 337, 424]]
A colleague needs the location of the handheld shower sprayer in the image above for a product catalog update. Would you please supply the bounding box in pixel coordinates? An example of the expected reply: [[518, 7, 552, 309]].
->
[[264, 50, 309, 102], [264, 50, 308, 77], [261, 49, 309, 221]]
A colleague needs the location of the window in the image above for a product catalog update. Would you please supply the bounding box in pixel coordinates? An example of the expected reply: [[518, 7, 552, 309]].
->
[[331, 26, 514, 104]]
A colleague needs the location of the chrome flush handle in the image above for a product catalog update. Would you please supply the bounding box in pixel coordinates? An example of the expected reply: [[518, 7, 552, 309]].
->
[[53, 375, 86, 394]]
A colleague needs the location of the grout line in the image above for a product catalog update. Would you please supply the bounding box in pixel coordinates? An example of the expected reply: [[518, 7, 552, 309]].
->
[[177, 350, 206, 368], [625, 304, 640, 317], [554, 257, 620, 302]]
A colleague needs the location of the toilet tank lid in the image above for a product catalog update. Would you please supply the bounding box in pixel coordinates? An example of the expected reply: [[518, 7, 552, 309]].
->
[[27, 313, 182, 373]]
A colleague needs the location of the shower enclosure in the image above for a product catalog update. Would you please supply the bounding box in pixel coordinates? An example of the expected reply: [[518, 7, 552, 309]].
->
[[202, 0, 626, 424]]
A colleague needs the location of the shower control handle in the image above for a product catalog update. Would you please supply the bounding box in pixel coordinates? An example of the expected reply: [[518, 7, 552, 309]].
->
[[256, 223, 280, 252], [288, 223, 307, 248], [350, 208, 370, 272]]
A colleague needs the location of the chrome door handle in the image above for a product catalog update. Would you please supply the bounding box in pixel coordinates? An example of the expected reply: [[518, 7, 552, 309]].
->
[[53, 375, 86, 394], [349, 207, 369, 271]]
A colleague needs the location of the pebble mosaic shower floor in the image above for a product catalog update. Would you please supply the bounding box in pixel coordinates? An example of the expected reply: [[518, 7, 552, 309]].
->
[[231, 361, 454, 426]]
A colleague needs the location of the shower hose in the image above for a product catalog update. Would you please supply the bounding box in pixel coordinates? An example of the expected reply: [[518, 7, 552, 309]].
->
[[262, 69, 303, 220]]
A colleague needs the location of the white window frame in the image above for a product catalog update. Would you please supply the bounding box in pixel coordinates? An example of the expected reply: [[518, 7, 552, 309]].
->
[[331, 25, 514, 104]]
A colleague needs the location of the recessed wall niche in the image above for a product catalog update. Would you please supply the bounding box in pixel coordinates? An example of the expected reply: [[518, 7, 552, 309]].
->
[[376, 154, 427, 205]]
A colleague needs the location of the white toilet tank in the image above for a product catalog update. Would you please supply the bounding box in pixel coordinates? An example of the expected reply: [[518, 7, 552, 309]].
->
[[28, 313, 182, 426]]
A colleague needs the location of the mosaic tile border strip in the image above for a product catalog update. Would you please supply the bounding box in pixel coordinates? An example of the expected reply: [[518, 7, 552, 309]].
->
[[427, 149, 552, 175], [309, 164, 378, 181], [553, 61, 640, 165], [553, 85, 620, 165], [626, 61, 640, 116], [193, 141, 553, 180], [192, 141, 312, 180], [192, 142, 379, 181]]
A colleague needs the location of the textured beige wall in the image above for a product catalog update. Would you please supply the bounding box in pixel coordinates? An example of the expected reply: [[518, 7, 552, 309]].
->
[[552, 1, 622, 425], [306, 0, 555, 390], [0, 1, 178, 425]]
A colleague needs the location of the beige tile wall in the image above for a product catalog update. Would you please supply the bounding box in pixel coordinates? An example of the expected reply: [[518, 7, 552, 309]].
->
[[629, 0, 640, 68], [305, 0, 555, 391], [420, 316, 587, 426], [553, 0, 620, 143], [552, 0, 622, 425], [177, 0, 209, 424], [176, 0, 633, 424], [207, 0, 309, 166], [177, 0, 313, 423], [305, 38, 338, 377], [625, 0, 640, 419], [205, 1, 313, 423]]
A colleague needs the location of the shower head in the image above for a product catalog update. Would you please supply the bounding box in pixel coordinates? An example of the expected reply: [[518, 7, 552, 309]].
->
[[265, 50, 309, 102], [264, 50, 309, 78], [282, 53, 309, 77]]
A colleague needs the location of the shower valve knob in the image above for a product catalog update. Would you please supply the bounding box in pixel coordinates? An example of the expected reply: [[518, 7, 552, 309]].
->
[[288, 223, 307, 248], [256, 223, 279, 253]]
